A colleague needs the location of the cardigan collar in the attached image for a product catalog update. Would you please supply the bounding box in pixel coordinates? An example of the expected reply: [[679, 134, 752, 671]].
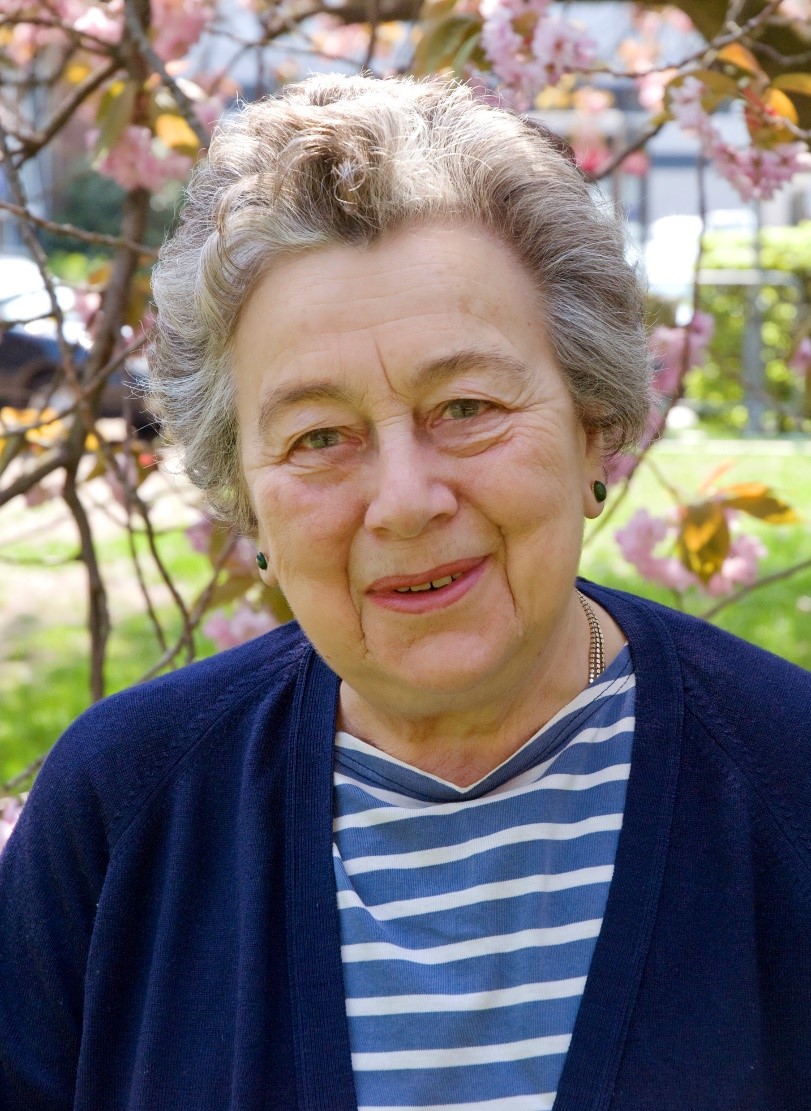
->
[[283, 581, 685, 1111]]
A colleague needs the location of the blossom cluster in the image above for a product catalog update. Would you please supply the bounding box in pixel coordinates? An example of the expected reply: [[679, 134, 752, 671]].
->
[[95, 126, 194, 193], [3, 0, 213, 64], [616, 507, 766, 596], [480, 0, 596, 107], [0, 797, 23, 856], [607, 311, 715, 483], [202, 605, 279, 651], [669, 76, 808, 202]]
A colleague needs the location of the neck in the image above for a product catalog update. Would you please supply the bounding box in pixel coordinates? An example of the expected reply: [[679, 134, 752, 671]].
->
[[338, 590, 609, 787]]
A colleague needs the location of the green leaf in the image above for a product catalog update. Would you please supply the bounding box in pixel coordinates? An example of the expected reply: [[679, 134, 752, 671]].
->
[[93, 80, 137, 163], [413, 14, 480, 76], [452, 29, 482, 77], [772, 73, 811, 98]]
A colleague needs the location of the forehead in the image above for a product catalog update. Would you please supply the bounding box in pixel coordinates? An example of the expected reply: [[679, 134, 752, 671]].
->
[[231, 223, 556, 409]]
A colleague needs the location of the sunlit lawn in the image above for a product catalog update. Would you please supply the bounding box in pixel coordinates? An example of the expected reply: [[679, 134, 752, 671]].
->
[[1, 435, 809, 785]]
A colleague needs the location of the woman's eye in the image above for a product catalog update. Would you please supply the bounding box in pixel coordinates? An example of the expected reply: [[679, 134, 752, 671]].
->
[[443, 398, 488, 420], [294, 427, 343, 451]]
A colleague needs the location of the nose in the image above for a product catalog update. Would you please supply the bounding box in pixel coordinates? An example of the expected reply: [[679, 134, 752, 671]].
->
[[364, 424, 458, 539]]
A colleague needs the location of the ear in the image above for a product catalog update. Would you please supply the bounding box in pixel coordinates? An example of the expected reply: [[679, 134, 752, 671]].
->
[[253, 533, 278, 584], [582, 426, 606, 520]]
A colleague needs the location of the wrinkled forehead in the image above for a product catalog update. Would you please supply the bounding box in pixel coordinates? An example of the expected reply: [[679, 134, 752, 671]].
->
[[231, 222, 554, 391]]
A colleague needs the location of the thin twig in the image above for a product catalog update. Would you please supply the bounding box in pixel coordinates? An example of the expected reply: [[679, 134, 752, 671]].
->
[[136, 535, 239, 682], [126, 515, 169, 652], [0, 121, 80, 405], [0, 200, 158, 257], [62, 468, 110, 701], [700, 556, 811, 620], [123, 0, 209, 148], [362, 0, 381, 70], [593, 120, 665, 181], [3, 755, 46, 793], [13, 59, 119, 166], [0, 450, 71, 508]]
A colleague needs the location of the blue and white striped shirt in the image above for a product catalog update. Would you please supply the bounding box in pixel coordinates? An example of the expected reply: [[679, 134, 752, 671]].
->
[[333, 646, 635, 1111]]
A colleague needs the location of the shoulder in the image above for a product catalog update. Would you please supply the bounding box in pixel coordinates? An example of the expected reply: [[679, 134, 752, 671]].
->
[[29, 621, 312, 847], [581, 579, 811, 714], [582, 579, 811, 848]]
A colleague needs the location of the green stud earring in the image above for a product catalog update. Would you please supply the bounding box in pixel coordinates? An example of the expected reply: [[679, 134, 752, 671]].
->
[[256, 552, 268, 571], [593, 480, 607, 504]]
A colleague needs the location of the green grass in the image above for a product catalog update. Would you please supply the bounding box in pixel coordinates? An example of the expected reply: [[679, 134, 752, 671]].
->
[[2, 436, 809, 787], [581, 438, 811, 668]]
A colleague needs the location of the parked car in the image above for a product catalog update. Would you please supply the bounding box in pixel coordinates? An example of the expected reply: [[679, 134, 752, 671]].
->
[[0, 253, 157, 435]]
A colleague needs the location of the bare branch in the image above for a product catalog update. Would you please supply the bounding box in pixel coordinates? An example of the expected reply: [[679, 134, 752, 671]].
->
[[122, 0, 209, 148], [137, 536, 239, 683], [700, 557, 811, 620], [62, 467, 110, 701], [0, 449, 71, 508], [3, 754, 46, 793], [0, 199, 158, 257], [13, 59, 119, 166], [362, 0, 381, 70]]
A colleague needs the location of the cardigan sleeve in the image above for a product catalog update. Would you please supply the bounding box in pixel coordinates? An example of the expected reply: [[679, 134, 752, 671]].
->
[[0, 729, 109, 1111]]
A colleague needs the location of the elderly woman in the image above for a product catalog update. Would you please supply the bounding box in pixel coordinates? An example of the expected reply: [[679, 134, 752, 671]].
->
[[1, 75, 810, 1111]]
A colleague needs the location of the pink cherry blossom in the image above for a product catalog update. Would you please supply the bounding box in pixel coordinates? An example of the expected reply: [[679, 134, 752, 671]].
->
[[0, 797, 23, 855], [606, 312, 714, 484], [185, 515, 215, 554], [706, 533, 766, 597], [669, 76, 717, 143], [615, 508, 698, 592], [151, 0, 214, 62], [480, 0, 594, 105], [669, 76, 809, 202], [650, 311, 715, 399], [74, 2, 123, 43], [636, 69, 676, 113], [95, 125, 193, 192], [621, 150, 649, 177], [203, 605, 278, 651], [788, 336, 811, 379], [709, 140, 809, 203], [530, 16, 597, 88], [615, 507, 669, 559]]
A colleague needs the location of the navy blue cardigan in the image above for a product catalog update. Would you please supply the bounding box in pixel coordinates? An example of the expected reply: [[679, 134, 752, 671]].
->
[[1, 582, 810, 1110]]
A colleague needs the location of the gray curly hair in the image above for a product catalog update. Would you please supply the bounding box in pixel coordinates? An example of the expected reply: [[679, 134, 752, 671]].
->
[[149, 73, 652, 535]]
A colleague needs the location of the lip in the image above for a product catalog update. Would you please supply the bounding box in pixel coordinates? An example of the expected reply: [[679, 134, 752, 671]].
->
[[366, 556, 487, 614], [367, 557, 486, 593]]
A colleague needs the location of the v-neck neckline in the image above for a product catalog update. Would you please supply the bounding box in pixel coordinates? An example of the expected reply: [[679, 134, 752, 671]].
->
[[284, 581, 684, 1111]]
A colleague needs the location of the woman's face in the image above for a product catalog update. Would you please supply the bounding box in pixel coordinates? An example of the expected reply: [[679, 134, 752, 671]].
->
[[234, 223, 604, 718]]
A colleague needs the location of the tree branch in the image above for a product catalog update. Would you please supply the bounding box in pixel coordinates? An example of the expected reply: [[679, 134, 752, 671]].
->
[[0, 199, 158, 257], [700, 556, 811, 620], [62, 467, 110, 701], [122, 0, 209, 148], [13, 59, 119, 166]]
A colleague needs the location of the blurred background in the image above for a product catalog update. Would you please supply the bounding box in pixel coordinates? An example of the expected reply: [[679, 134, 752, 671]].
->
[[0, 0, 809, 809]]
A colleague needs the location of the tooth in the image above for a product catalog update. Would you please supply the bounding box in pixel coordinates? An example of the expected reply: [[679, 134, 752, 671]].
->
[[409, 582, 432, 592], [431, 576, 453, 589], [451, 573, 462, 581]]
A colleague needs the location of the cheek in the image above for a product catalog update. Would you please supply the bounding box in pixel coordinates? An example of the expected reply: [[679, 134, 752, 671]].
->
[[255, 474, 361, 581]]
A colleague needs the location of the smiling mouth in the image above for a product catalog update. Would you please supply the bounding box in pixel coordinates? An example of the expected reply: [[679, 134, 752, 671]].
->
[[393, 573, 464, 594], [366, 557, 487, 612]]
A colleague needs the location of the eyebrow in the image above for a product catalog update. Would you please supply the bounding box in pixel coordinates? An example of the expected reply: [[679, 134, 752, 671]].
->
[[255, 348, 534, 439]]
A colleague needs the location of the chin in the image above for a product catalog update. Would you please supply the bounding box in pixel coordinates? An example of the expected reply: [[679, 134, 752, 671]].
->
[[371, 632, 518, 702]]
